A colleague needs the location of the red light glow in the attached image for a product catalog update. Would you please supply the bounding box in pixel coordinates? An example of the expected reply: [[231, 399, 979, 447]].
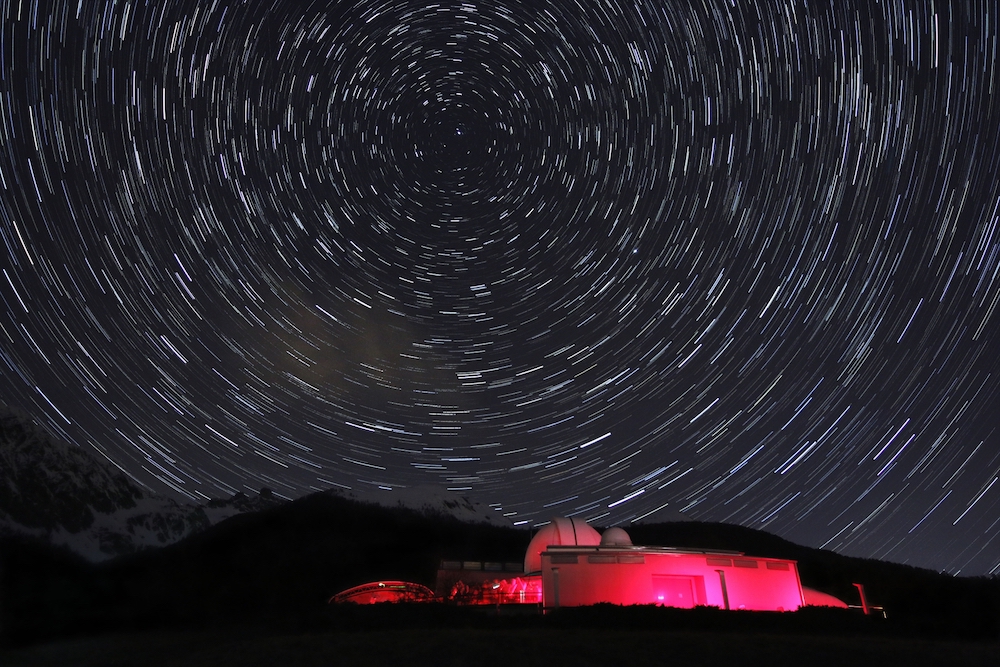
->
[[450, 576, 543, 605], [541, 548, 806, 611], [329, 581, 435, 604]]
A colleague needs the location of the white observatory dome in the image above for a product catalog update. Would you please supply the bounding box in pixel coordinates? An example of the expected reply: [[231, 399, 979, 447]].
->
[[600, 527, 633, 546], [523, 517, 602, 573]]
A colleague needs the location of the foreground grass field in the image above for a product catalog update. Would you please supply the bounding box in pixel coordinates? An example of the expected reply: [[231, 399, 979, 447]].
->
[[2, 628, 997, 667]]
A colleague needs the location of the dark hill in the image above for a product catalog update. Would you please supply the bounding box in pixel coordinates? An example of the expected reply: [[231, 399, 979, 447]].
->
[[0, 492, 530, 644], [2, 494, 997, 647], [111, 492, 530, 622]]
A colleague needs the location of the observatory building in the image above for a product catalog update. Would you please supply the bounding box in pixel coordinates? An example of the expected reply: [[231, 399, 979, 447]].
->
[[531, 518, 804, 611], [332, 517, 847, 611]]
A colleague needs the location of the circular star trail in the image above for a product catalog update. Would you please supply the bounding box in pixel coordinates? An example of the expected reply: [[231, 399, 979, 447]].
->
[[2, 0, 1000, 575]]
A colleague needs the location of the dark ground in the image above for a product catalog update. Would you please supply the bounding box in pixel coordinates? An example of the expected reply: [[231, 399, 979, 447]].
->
[[1, 627, 997, 667]]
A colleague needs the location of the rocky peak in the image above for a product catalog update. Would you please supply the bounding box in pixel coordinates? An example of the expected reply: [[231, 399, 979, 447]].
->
[[0, 406, 144, 532]]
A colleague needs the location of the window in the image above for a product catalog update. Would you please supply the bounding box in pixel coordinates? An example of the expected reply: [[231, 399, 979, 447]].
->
[[549, 554, 578, 564], [587, 555, 617, 564], [617, 554, 645, 564]]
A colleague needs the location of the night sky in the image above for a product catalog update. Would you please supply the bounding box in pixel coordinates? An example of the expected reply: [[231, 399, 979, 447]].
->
[[2, 0, 999, 576]]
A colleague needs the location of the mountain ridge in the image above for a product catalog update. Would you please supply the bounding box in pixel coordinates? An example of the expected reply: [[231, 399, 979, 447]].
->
[[0, 406, 512, 560]]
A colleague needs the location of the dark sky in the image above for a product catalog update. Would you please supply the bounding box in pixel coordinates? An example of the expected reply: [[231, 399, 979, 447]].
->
[[1, 0, 999, 576]]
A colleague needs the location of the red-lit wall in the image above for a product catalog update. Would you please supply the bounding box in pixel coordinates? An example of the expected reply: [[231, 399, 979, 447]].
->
[[541, 549, 804, 611]]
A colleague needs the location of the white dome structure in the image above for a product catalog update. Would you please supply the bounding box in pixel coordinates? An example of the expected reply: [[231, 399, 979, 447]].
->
[[600, 526, 633, 546], [523, 517, 601, 573]]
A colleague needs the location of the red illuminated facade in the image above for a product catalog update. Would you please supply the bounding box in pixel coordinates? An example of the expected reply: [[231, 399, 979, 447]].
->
[[541, 546, 804, 611], [449, 575, 543, 605], [330, 517, 847, 611]]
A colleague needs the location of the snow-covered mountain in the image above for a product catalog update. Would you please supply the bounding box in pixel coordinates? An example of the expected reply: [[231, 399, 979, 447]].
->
[[2, 405, 686, 561], [0, 406, 282, 561], [0, 406, 514, 562], [326, 483, 514, 527], [0, 407, 145, 533]]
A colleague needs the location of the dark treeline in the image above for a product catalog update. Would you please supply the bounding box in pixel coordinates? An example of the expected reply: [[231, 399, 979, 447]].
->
[[2, 492, 998, 647]]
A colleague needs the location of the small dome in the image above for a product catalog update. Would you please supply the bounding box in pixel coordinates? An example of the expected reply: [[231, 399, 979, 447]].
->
[[600, 527, 633, 546], [523, 517, 601, 572]]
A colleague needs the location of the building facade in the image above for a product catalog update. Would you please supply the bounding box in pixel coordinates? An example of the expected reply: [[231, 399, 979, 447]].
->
[[540, 545, 805, 611], [331, 517, 846, 611]]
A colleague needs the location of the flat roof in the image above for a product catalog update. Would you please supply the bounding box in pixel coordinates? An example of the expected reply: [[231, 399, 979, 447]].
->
[[541, 545, 797, 563]]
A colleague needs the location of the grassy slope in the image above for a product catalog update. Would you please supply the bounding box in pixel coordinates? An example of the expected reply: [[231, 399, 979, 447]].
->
[[1, 627, 997, 667]]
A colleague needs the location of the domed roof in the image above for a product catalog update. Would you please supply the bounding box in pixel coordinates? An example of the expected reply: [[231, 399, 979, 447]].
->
[[329, 581, 435, 605], [801, 587, 849, 608], [523, 517, 601, 573], [600, 526, 633, 546]]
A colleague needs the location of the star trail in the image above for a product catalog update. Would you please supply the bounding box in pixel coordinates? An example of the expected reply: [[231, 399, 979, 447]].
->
[[2, 0, 1000, 575]]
